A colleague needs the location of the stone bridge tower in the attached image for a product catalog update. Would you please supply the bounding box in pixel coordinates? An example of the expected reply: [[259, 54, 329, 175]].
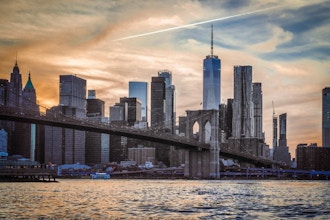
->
[[184, 109, 220, 179]]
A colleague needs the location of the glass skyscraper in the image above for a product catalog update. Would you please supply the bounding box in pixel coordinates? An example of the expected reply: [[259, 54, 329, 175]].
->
[[203, 25, 221, 110], [129, 81, 148, 122], [158, 70, 175, 133], [322, 87, 330, 147]]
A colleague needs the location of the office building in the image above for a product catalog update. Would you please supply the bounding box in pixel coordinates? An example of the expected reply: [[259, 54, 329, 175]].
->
[[232, 65, 254, 138], [158, 70, 175, 133], [203, 25, 221, 110], [151, 76, 166, 128], [322, 87, 330, 147], [86, 90, 105, 117], [296, 143, 330, 170], [86, 90, 109, 165], [45, 75, 86, 165], [128, 146, 155, 166], [129, 81, 148, 122]]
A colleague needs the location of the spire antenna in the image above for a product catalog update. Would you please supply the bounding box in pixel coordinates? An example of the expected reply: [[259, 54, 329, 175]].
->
[[211, 24, 213, 57], [15, 51, 18, 65]]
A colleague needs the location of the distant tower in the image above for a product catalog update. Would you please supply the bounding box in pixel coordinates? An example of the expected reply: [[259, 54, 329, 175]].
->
[[279, 113, 287, 147], [322, 87, 330, 147], [22, 72, 39, 112], [272, 101, 278, 149], [252, 83, 263, 140], [232, 66, 254, 138], [273, 113, 291, 165], [8, 60, 22, 108], [158, 70, 175, 133], [203, 24, 221, 110]]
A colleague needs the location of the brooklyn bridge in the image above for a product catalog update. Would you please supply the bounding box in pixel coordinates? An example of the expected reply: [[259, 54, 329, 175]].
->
[[0, 106, 278, 179]]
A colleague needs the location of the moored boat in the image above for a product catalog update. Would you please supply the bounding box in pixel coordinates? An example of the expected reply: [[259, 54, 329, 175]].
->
[[91, 172, 110, 179]]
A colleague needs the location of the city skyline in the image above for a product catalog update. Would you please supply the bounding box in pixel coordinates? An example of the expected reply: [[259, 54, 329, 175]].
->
[[0, 1, 329, 157]]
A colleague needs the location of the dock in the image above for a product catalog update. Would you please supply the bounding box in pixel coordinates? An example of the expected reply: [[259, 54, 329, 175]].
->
[[0, 167, 57, 182]]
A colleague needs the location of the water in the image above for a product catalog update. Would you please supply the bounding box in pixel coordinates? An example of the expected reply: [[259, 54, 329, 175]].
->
[[0, 179, 329, 219]]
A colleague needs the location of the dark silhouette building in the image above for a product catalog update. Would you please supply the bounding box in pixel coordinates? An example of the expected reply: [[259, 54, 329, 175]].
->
[[322, 87, 330, 147], [296, 143, 330, 170], [151, 76, 165, 129]]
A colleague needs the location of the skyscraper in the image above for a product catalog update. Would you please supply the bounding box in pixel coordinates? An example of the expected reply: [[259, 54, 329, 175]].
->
[[252, 83, 263, 140], [273, 113, 291, 165], [8, 61, 22, 108], [151, 76, 165, 128], [86, 90, 109, 165], [158, 70, 175, 133], [45, 75, 87, 165], [232, 66, 254, 138], [203, 25, 221, 110], [129, 81, 148, 122], [322, 87, 330, 147], [279, 113, 287, 147]]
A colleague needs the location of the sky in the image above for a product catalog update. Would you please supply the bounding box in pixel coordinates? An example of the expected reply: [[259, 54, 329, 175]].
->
[[0, 0, 329, 157]]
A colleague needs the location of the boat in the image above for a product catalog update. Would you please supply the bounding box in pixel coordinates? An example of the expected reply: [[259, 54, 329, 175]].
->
[[91, 172, 110, 179]]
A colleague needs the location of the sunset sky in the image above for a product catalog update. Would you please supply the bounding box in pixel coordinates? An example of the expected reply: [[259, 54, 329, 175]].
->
[[0, 0, 329, 157]]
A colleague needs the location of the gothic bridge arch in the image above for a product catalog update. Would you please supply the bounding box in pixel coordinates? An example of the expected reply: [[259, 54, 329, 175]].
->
[[184, 110, 220, 179]]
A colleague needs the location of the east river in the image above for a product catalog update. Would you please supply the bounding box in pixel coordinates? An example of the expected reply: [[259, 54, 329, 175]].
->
[[0, 179, 329, 219]]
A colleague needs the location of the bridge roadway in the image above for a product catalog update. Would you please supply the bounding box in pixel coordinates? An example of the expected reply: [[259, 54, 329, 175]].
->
[[0, 106, 275, 167]]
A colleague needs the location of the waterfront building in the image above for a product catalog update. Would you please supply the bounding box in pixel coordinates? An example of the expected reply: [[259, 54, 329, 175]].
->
[[273, 113, 291, 166], [158, 70, 176, 133], [203, 25, 221, 110], [128, 145, 155, 166], [322, 87, 330, 147], [151, 76, 166, 128], [296, 143, 330, 170], [232, 65, 254, 138], [0, 129, 8, 157], [45, 75, 86, 165], [86, 90, 109, 165], [129, 81, 148, 123]]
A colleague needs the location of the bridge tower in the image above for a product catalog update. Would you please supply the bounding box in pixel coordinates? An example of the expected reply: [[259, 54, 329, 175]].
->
[[184, 109, 220, 179]]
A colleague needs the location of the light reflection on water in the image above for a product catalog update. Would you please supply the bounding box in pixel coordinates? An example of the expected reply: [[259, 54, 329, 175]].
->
[[0, 179, 329, 219]]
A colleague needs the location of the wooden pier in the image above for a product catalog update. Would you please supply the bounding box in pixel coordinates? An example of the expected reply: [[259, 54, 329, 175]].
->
[[0, 168, 57, 182]]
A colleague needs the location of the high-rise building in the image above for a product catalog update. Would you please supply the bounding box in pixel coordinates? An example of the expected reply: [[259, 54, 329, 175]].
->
[[279, 113, 287, 147], [158, 70, 175, 133], [203, 25, 221, 110], [45, 75, 86, 165], [273, 113, 291, 165], [86, 90, 109, 165], [252, 83, 263, 140], [129, 81, 148, 122], [59, 75, 86, 117], [86, 90, 105, 117], [322, 87, 330, 147], [8, 61, 22, 108], [232, 65, 254, 138], [151, 76, 165, 128]]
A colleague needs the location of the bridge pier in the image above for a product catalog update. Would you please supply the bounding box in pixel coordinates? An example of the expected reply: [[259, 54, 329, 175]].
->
[[184, 110, 220, 179]]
